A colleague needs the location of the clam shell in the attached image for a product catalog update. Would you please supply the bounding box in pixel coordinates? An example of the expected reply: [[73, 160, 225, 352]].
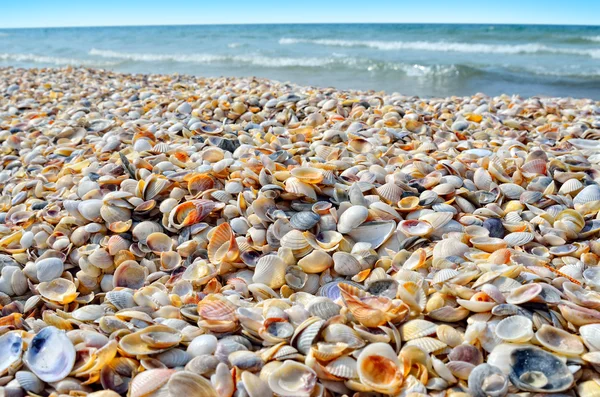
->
[[290, 211, 320, 231], [347, 220, 395, 249], [356, 343, 403, 394], [495, 315, 533, 343], [0, 332, 23, 376], [399, 319, 437, 341], [508, 346, 573, 393], [267, 361, 317, 397], [338, 206, 369, 234], [24, 326, 76, 382]]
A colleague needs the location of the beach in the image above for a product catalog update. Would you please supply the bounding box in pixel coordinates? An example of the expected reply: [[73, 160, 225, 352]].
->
[[1, 65, 600, 396]]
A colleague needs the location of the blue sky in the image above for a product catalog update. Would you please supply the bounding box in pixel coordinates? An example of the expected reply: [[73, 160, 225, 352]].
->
[[0, 0, 598, 28]]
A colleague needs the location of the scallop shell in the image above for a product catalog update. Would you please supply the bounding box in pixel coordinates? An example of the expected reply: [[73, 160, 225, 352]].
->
[[503, 232, 534, 247], [376, 182, 404, 204], [399, 319, 438, 341], [252, 255, 287, 289], [574, 184, 600, 206]]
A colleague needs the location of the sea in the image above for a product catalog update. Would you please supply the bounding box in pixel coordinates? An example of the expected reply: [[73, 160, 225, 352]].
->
[[1, 24, 599, 99]]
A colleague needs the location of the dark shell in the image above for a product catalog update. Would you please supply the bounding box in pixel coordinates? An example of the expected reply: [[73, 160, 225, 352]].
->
[[483, 218, 504, 238], [366, 279, 398, 299], [508, 346, 573, 393], [290, 211, 320, 231]]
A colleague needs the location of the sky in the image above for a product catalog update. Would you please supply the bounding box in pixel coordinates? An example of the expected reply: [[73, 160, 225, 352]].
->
[[0, 0, 598, 28]]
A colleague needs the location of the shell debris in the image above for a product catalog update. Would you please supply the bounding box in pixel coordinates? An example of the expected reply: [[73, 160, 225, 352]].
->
[[1, 66, 600, 395]]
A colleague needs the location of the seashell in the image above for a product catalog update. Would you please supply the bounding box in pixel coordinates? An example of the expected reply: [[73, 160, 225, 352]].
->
[[290, 167, 323, 184], [129, 368, 175, 397], [338, 206, 369, 234], [35, 257, 64, 282], [579, 324, 600, 351], [24, 326, 76, 382], [535, 324, 584, 356], [253, 255, 287, 289], [146, 232, 173, 252], [347, 220, 395, 249], [436, 325, 464, 347], [307, 297, 341, 319], [185, 355, 220, 375], [468, 364, 508, 397], [156, 349, 191, 368], [290, 211, 320, 231], [187, 335, 218, 357], [207, 223, 239, 264], [333, 252, 366, 276], [229, 351, 264, 371], [473, 168, 493, 190], [325, 356, 358, 379], [267, 360, 317, 397], [503, 232, 534, 247], [169, 200, 216, 229], [38, 278, 78, 304], [15, 371, 44, 394], [167, 370, 217, 397], [322, 323, 365, 349], [119, 325, 182, 355], [113, 260, 147, 289], [404, 337, 447, 353], [470, 237, 507, 253], [508, 346, 573, 393], [398, 219, 433, 237], [376, 182, 404, 204], [105, 290, 135, 310], [132, 221, 163, 243], [242, 371, 273, 397], [494, 315, 533, 343], [78, 199, 103, 221], [0, 331, 23, 376], [505, 283, 542, 305], [297, 250, 332, 273], [420, 212, 453, 230], [356, 343, 403, 394], [292, 318, 325, 355], [574, 184, 600, 206]]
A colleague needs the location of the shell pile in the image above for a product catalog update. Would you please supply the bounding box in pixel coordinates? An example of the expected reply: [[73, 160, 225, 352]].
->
[[1, 66, 600, 397]]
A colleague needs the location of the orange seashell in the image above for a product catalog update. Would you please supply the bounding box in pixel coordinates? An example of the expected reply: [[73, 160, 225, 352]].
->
[[207, 223, 239, 264], [488, 248, 511, 264], [168, 200, 216, 229], [187, 174, 215, 195], [197, 295, 237, 322]]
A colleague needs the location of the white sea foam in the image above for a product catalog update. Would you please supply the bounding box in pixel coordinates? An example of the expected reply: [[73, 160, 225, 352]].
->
[[279, 38, 600, 58], [585, 36, 600, 42], [227, 43, 243, 48], [0, 53, 117, 66], [88, 48, 466, 76], [89, 48, 335, 67]]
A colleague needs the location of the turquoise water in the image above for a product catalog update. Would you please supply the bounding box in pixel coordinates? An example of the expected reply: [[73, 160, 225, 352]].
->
[[0, 24, 599, 98]]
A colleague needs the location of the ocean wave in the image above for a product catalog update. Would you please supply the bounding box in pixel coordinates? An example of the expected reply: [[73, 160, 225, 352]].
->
[[279, 38, 600, 58], [88, 48, 466, 76], [0, 53, 118, 67], [227, 43, 244, 48], [89, 48, 334, 67], [0, 33, 9, 37], [585, 36, 600, 42]]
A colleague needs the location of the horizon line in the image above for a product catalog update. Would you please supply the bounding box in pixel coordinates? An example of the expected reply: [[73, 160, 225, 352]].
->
[[1, 21, 599, 30]]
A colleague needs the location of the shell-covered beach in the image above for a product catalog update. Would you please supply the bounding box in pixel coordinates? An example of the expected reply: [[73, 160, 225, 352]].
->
[[2, 66, 600, 396]]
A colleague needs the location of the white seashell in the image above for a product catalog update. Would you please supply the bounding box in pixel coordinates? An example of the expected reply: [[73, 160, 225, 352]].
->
[[24, 326, 76, 382], [337, 206, 369, 234], [252, 255, 287, 289], [35, 258, 64, 283], [494, 315, 533, 343]]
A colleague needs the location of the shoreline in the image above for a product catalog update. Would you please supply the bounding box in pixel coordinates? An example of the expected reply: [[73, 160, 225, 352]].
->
[[1, 66, 600, 395], [2, 66, 599, 102]]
